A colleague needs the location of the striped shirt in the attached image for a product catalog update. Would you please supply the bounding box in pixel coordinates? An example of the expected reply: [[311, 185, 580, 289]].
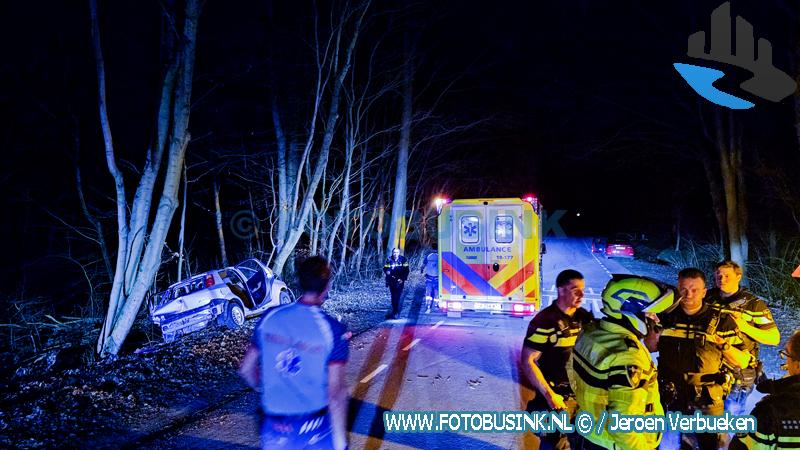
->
[[253, 302, 349, 415]]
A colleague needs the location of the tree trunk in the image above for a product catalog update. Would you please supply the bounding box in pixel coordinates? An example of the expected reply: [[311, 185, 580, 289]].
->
[[95, 0, 200, 357], [716, 112, 748, 272], [355, 145, 368, 273], [214, 179, 228, 267], [272, 98, 290, 252], [375, 192, 385, 257], [328, 137, 354, 265], [386, 44, 413, 255], [178, 164, 188, 281]]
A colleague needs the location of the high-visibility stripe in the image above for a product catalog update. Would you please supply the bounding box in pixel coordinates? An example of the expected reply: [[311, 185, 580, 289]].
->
[[533, 327, 555, 333], [572, 356, 635, 389], [555, 335, 577, 347], [493, 258, 537, 296], [752, 315, 776, 325], [572, 349, 640, 376], [442, 252, 502, 296], [527, 333, 549, 344], [441, 258, 482, 296], [744, 430, 800, 448]]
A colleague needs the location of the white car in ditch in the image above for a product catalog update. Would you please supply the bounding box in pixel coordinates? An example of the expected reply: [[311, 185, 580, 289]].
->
[[148, 258, 292, 342]]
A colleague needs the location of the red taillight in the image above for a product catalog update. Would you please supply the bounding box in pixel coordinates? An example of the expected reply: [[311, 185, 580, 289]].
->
[[205, 274, 214, 288]]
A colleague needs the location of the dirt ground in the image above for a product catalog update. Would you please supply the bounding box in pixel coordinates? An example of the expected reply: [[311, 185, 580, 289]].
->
[[0, 276, 402, 449]]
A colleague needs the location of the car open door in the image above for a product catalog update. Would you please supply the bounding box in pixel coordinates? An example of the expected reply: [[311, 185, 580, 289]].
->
[[235, 259, 269, 307]]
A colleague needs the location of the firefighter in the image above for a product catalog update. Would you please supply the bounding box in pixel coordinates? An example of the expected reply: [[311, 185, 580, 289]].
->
[[706, 260, 780, 416], [730, 329, 800, 450], [521, 269, 593, 450], [657, 268, 751, 450], [383, 248, 409, 319], [567, 274, 676, 450]]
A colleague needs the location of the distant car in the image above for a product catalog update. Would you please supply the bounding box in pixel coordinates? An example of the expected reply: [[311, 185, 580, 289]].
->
[[605, 240, 635, 259], [591, 238, 607, 254], [148, 258, 292, 343]]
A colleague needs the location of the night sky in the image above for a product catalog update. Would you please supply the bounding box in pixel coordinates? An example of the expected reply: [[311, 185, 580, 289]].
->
[[2, 1, 798, 304]]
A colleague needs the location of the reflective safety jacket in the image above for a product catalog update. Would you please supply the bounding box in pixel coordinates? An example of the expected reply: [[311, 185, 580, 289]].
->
[[567, 320, 662, 450], [729, 374, 800, 450]]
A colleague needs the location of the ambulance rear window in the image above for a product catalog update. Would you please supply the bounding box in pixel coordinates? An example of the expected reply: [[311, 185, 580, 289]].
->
[[495, 216, 513, 243], [460, 216, 480, 244]]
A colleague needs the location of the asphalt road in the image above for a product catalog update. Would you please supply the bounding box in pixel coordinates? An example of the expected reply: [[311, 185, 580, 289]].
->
[[141, 237, 762, 449]]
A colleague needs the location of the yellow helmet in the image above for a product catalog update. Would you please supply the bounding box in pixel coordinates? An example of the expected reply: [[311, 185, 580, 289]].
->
[[601, 274, 676, 336]]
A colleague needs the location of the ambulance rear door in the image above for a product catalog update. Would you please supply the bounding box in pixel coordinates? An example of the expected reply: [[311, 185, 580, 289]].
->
[[485, 203, 525, 303]]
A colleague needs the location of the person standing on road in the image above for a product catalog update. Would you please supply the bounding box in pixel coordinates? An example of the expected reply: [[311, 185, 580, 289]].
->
[[706, 260, 780, 416], [239, 256, 350, 450], [730, 329, 800, 450], [420, 248, 438, 314], [384, 248, 409, 319], [657, 268, 751, 450], [567, 274, 676, 450], [521, 269, 593, 450]]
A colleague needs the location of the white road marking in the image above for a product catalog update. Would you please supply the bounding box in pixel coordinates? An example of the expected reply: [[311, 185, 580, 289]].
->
[[360, 364, 388, 383], [550, 284, 556, 291], [588, 287, 594, 294], [432, 320, 444, 329], [403, 338, 421, 351]]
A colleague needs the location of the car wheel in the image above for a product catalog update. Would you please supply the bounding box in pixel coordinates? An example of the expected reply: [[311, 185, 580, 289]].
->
[[279, 290, 292, 305], [225, 302, 245, 329]]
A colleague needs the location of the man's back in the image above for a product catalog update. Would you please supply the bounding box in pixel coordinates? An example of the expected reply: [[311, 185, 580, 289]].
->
[[253, 302, 349, 415]]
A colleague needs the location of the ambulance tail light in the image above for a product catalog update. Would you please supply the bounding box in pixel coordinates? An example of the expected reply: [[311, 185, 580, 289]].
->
[[522, 194, 540, 212], [448, 301, 463, 311], [512, 303, 533, 315]]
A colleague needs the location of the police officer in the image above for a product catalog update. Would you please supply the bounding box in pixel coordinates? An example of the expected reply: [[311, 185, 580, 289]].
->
[[567, 274, 676, 450], [730, 329, 800, 449], [521, 269, 593, 450], [706, 260, 780, 416], [658, 268, 751, 450], [384, 248, 410, 319]]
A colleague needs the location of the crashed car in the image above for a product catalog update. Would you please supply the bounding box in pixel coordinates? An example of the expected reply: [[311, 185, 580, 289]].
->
[[148, 258, 292, 343]]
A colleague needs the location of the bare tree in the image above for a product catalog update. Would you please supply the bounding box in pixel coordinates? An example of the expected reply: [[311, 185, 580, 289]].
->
[[386, 38, 413, 256], [92, 0, 201, 357], [698, 109, 749, 270], [270, 0, 371, 276]]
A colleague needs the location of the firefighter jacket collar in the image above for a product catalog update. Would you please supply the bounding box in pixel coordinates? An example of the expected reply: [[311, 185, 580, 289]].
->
[[599, 317, 642, 341], [756, 374, 800, 395]]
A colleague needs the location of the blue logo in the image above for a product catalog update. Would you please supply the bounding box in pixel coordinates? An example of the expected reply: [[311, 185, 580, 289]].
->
[[275, 349, 301, 375], [675, 2, 796, 109], [463, 222, 478, 238]]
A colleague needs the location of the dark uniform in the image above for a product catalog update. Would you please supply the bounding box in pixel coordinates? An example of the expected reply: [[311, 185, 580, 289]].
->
[[383, 255, 409, 318], [523, 303, 593, 449], [729, 374, 800, 450], [658, 303, 739, 449], [706, 288, 777, 415]]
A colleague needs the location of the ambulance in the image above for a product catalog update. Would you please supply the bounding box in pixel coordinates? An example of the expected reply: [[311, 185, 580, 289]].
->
[[436, 197, 544, 317]]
